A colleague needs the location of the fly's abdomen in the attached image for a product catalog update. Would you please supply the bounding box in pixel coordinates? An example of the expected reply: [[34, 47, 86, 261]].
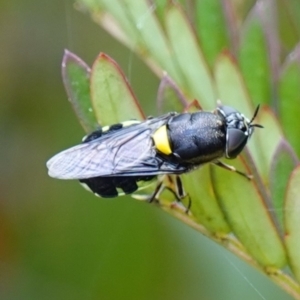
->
[[80, 175, 155, 198]]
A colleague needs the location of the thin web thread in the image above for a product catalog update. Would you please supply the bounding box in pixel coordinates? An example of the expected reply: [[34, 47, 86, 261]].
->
[[64, 0, 74, 50], [220, 249, 267, 300], [127, 3, 156, 82]]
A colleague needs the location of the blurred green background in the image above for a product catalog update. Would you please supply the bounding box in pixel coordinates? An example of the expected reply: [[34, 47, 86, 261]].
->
[[0, 1, 293, 299]]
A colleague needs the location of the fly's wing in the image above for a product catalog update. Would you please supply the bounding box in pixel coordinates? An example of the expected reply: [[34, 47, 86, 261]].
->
[[47, 113, 186, 179]]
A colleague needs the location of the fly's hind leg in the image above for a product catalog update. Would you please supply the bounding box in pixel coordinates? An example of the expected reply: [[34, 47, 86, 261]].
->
[[176, 176, 191, 212], [147, 180, 164, 203], [131, 176, 165, 203], [132, 175, 191, 213], [166, 175, 191, 214]]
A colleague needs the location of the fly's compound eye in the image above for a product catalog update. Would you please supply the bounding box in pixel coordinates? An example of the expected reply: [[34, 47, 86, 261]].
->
[[222, 104, 262, 159], [226, 128, 248, 158]]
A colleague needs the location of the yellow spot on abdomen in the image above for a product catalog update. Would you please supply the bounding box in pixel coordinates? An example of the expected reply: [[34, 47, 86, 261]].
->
[[153, 125, 172, 155]]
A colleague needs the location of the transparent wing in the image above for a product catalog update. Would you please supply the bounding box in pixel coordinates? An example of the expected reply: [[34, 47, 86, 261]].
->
[[47, 113, 184, 179]]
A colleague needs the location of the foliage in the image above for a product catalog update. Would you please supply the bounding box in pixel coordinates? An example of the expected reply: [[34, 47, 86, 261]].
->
[[62, 0, 300, 298]]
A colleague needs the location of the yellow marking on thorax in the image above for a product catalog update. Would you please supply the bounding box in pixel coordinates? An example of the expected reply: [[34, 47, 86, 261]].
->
[[153, 125, 172, 155]]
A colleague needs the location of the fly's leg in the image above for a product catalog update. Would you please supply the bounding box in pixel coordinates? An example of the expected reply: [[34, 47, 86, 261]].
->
[[131, 177, 165, 203], [167, 175, 191, 213], [213, 160, 253, 180], [147, 181, 164, 203], [132, 175, 191, 213], [176, 175, 191, 213]]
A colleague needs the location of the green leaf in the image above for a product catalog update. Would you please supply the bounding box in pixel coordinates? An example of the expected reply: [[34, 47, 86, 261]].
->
[[277, 0, 300, 50], [66, 1, 300, 296], [124, 1, 189, 83], [182, 166, 231, 234], [165, 5, 216, 109], [102, 0, 183, 82], [156, 74, 190, 114], [284, 165, 300, 282], [214, 52, 265, 177], [215, 51, 253, 115], [255, 107, 283, 184], [238, 3, 273, 106], [195, 0, 230, 68], [211, 158, 286, 268], [270, 139, 298, 228], [62, 50, 98, 133], [278, 46, 300, 157], [215, 53, 283, 183], [223, 0, 256, 24], [90, 52, 145, 124], [151, 0, 168, 23], [84, 0, 137, 48]]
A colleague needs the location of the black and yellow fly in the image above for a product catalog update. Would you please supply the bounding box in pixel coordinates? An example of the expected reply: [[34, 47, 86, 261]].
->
[[47, 104, 262, 200]]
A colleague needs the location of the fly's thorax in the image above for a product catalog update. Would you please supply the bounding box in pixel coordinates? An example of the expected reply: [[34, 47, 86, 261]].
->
[[153, 111, 227, 164]]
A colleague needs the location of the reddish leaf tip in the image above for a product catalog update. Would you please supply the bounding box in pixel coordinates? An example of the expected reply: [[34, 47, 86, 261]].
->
[[92, 52, 121, 72], [62, 50, 91, 74], [219, 49, 237, 64]]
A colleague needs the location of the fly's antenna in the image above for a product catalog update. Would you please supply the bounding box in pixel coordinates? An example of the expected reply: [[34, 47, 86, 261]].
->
[[250, 105, 263, 129]]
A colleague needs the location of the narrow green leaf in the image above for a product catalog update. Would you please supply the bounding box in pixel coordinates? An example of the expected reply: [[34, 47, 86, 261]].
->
[[285, 165, 300, 282], [278, 46, 300, 157], [165, 5, 216, 109], [215, 54, 283, 184], [215, 52, 253, 115], [214, 52, 265, 178], [156, 74, 191, 114], [255, 107, 283, 184], [62, 49, 98, 133], [116, 0, 183, 83], [151, 0, 168, 23], [90, 53, 145, 125], [211, 158, 286, 268], [221, 0, 239, 54], [195, 0, 230, 68], [182, 167, 231, 234], [270, 139, 298, 228], [277, 0, 300, 50], [223, 0, 256, 24], [238, 3, 272, 106], [78, 0, 184, 83], [81, 0, 138, 48]]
